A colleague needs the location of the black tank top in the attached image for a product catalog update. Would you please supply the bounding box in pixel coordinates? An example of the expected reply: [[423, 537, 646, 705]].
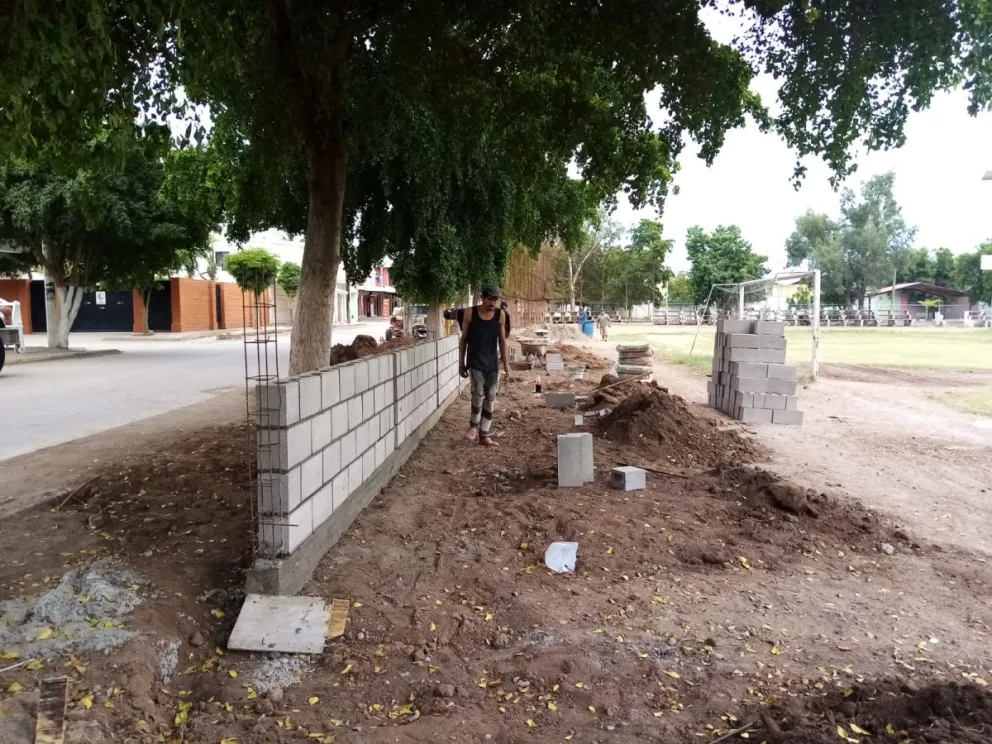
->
[[466, 307, 501, 373]]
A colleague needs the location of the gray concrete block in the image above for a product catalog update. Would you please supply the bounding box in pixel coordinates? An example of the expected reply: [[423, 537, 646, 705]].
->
[[725, 333, 760, 348], [362, 389, 375, 422], [750, 393, 766, 409], [367, 357, 380, 388], [756, 334, 787, 350], [340, 430, 357, 468], [785, 395, 799, 411], [362, 448, 375, 485], [717, 319, 753, 334], [347, 459, 361, 497], [320, 367, 340, 408], [331, 470, 349, 510], [772, 409, 803, 425], [766, 378, 797, 395], [734, 391, 754, 409], [557, 433, 591, 487], [739, 407, 773, 424], [322, 440, 342, 482], [755, 349, 787, 364], [727, 348, 760, 363], [311, 410, 332, 452], [753, 320, 785, 336], [353, 360, 370, 394], [374, 383, 385, 415], [285, 420, 312, 469], [311, 484, 334, 530], [347, 396, 363, 430], [339, 363, 357, 400], [730, 362, 768, 378], [256, 380, 300, 427], [581, 432, 594, 483], [546, 392, 576, 409], [611, 466, 646, 491], [298, 373, 322, 420], [763, 394, 787, 410], [546, 353, 564, 372], [731, 376, 768, 393], [766, 364, 796, 381], [300, 452, 323, 501], [257, 468, 302, 514], [330, 401, 347, 441]]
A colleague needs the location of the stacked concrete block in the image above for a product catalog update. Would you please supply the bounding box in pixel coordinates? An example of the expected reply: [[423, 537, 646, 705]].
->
[[708, 319, 803, 425], [394, 341, 439, 447], [435, 334, 461, 403]]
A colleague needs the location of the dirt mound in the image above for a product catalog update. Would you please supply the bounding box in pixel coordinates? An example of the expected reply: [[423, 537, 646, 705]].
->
[[557, 344, 609, 370], [583, 373, 657, 409], [769, 680, 992, 743], [597, 385, 759, 466], [329, 334, 412, 365]]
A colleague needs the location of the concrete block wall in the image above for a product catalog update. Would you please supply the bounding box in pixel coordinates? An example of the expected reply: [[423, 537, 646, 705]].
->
[[708, 319, 803, 425], [256, 335, 462, 558]]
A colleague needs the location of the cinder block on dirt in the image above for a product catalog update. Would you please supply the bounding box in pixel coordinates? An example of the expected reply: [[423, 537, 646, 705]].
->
[[772, 409, 803, 425], [546, 392, 576, 409], [611, 466, 646, 491], [753, 320, 785, 336], [740, 407, 773, 424], [557, 433, 592, 487]]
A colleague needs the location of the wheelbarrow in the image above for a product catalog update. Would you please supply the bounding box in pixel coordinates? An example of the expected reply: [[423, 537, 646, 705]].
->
[[518, 338, 549, 367]]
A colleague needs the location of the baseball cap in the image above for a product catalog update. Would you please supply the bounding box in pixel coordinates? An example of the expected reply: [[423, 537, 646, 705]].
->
[[481, 283, 500, 298]]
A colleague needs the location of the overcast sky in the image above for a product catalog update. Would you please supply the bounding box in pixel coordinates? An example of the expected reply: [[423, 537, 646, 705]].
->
[[612, 9, 992, 275]]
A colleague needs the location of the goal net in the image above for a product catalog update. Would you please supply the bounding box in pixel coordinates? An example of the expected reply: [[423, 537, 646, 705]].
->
[[689, 270, 822, 381]]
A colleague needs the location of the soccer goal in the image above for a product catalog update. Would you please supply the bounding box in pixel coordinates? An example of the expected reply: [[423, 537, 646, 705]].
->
[[689, 270, 822, 381]]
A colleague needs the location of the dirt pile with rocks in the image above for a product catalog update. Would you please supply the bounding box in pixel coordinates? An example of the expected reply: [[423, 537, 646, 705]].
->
[[597, 384, 760, 467], [329, 334, 412, 365]]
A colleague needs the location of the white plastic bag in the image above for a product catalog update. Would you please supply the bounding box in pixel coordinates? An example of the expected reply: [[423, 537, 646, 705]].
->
[[544, 542, 578, 573]]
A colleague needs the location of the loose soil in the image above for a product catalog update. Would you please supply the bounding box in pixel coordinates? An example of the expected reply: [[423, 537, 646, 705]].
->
[[2, 349, 992, 744], [330, 335, 413, 366]]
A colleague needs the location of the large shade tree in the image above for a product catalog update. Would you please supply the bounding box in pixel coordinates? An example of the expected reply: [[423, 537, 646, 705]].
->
[[686, 225, 768, 303], [2, 0, 990, 372]]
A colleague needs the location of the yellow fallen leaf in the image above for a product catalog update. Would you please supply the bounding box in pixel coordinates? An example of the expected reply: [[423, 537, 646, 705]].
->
[[435, 599, 443, 606], [588, 706, 597, 713], [519, 542, 528, 550], [485, 614, 494, 622], [36, 627, 54, 641], [221, 739, 237, 744], [615, 635, 624, 643], [66, 655, 86, 674], [547, 702, 558, 711], [308, 696, 319, 705], [211, 609, 224, 618], [26, 659, 45, 670], [575, 682, 584, 688], [664, 671, 680, 679], [340, 664, 352, 675], [136, 721, 151, 733], [836, 725, 859, 742], [771, 646, 781, 655], [638, 653, 649, 658], [606, 547, 614, 554], [352, 602, 362, 608], [79, 695, 94, 710], [7, 682, 24, 693], [1, 651, 19, 660], [429, 623, 437, 632], [525, 719, 536, 728], [104, 701, 115, 709], [737, 556, 752, 570], [849, 723, 869, 735], [228, 670, 238, 678]]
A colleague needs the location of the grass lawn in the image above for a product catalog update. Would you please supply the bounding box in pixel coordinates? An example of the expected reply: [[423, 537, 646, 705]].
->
[[612, 326, 992, 375], [929, 389, 992, 417]]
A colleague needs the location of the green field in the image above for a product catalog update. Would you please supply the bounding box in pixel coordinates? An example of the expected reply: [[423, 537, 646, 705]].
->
[[613, 326, 992, 375]]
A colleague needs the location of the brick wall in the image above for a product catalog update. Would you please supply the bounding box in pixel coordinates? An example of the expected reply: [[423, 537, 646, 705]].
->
[[0, 279, 32, 334], [218, 283, 265, 330], [255, 335, 461, 558], [170, 278, 216, 332]]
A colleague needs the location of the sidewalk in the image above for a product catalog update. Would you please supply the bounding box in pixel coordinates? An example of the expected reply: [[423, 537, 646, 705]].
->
[[5, 347, 121, 366]]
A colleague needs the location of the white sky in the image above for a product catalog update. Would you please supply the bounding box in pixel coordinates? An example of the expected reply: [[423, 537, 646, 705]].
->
[[613, 12, 992, 274]]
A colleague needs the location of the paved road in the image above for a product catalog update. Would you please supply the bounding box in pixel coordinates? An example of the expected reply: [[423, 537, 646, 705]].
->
[[0, 322, 387, 462]]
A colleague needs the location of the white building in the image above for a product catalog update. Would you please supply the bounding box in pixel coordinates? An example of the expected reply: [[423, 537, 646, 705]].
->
[[208, 230, 397, 324]]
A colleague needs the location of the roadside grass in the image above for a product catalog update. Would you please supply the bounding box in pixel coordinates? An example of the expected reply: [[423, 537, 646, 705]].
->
[[612, 326, 992, 375], [929, 389, 992, 417]]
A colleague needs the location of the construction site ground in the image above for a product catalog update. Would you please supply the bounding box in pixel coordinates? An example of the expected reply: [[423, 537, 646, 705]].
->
[[2, 339, 992, 744]]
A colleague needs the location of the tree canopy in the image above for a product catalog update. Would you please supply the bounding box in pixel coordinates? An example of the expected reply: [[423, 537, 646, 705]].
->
[[955, 243, 992, 305], [601, 220, 674, 313], [686, 225, 768, 303], [786, 173, 916, 306], [3, 0, 990, 370]]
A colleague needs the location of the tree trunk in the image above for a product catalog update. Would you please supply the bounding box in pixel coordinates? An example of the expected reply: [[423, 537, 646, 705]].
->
[[289, 137, 347, 375], [425, 304, 444, 338], [55, 284, 83, 348], [45, 279, 58, 348], [141, 289, 152, 335]]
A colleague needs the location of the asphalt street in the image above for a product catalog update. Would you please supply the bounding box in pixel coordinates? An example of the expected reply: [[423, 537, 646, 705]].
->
[[0, 321, 387, 462]]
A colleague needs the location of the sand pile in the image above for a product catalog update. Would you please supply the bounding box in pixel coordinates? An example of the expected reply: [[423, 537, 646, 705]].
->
[[329, 334, 412, 366], [597, 385, 758, 466]]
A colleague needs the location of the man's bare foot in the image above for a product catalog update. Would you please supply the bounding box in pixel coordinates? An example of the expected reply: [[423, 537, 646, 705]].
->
[[465, 426, 479, 442], [480, 436, 499, 448]]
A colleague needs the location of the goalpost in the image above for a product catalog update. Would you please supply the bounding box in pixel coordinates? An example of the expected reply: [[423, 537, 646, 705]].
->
[[689, 270, 822, 381]]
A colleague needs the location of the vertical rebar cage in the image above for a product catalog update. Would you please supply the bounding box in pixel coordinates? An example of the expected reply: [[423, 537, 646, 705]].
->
[[242, 272, 280, 560]]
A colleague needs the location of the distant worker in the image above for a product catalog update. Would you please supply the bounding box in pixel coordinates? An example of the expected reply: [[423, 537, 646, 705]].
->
[[443, 307, 466, 335], [578, 306, 588, 325], [596, 310, 611, 342], [459, 284, 511, 448]]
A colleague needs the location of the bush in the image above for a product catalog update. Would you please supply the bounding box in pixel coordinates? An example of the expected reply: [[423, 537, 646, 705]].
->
[[277, 261, 301, 299], [225, 248, 280, 295]]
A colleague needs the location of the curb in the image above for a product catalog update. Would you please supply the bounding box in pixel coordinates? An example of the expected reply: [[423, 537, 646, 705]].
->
[[5, 349, 122, 366]]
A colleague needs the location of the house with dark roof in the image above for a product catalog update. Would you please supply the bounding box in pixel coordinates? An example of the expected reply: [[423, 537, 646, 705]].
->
[[867, 282, 974, 320]]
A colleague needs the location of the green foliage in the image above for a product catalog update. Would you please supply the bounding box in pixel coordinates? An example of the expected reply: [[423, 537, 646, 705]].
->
[[225, 249, 280, 295], [933, 248, 957, 287], [277, 262, 301, 299], [786, 173, 915, 305], [601, 220, 674, 311], [665, 274, 695, 305], [787, 284, 813, 308], [0, 251, 33, 278], [686, 226, 768, 304], [897, 246, 959, 288], [955, 243, 992, 304]]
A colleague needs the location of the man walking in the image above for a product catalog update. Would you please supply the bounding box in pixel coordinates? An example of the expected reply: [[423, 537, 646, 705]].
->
[[460, 284, 511, 447], [596, 310, 612, 341]]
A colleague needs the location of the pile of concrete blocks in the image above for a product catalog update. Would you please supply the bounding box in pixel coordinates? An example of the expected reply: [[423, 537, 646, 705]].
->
[[708, 319, 803, 425]]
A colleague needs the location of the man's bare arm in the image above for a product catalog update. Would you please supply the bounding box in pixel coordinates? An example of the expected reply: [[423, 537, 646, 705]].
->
[[459, 308, 471, 377], [498, 310, 510, 376]]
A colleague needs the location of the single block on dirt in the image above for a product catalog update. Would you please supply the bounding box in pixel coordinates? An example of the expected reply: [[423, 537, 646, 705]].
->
[[611, 466, 646, 491], [546, 392, 576, 409], [546, 353, 564, 372], [557, 433, 592, 487], [740, 407, 773, 424], [772, 409, 803, 425], [228, 594, 329, 654]]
